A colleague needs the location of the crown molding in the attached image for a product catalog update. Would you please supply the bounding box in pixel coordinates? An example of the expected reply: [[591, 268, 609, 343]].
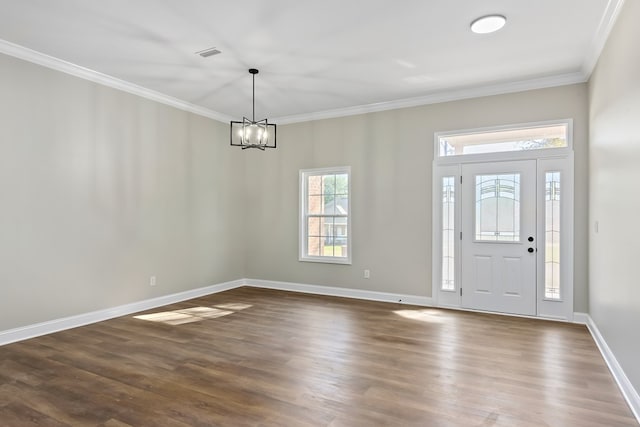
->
[[273, 71, 587, 124], [1, 37, 591, 127], [582, 0, 626, 78], [0, 38, 232, 123]]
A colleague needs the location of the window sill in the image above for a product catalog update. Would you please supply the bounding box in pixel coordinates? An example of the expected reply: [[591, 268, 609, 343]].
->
[[299, 256, 352, 265]]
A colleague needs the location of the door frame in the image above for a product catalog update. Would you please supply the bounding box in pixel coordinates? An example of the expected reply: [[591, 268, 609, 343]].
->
[[431, 120, 574, 321]]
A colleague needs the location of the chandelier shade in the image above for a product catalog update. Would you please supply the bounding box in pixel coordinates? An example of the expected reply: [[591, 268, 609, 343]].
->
[[230, 69, 276, 150]]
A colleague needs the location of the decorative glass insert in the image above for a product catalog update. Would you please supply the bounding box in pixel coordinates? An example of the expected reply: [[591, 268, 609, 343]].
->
[[475, 174, 521, 242], [545, 172, 561, 299], [438, 123, 568, 157], [301, 168, 350, 263], [442, 176, 455, 291]]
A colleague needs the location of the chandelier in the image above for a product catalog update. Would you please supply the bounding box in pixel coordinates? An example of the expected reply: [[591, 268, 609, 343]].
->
[[230, 68, 276, 150]]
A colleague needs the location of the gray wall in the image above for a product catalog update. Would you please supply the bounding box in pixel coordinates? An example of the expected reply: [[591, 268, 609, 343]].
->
[[589, 0, 640, 395], [0, 48, 591, 333], [0, 53, 246, 331], [244, 84, 589, 312]]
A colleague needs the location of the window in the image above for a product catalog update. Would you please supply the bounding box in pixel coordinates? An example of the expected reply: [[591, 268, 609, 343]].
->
[[300, 167, 351, 264], [437, 122, 569, 157], [442, 176, 456, 291], [545, 171, 561, 299]]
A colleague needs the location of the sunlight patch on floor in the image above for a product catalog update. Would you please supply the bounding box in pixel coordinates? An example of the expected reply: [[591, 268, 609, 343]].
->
[[214, 303, 252, 310], [393, 309, 446, 323], [134, 303, 253, 325]]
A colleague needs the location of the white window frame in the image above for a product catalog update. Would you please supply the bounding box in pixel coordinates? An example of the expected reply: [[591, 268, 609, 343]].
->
[[299, 166, 352, 265]]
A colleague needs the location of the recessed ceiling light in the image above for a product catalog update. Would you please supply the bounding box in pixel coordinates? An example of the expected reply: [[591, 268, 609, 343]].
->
[[470, 15, 506, 34]]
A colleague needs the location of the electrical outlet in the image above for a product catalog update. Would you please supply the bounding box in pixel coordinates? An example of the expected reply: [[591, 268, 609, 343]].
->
[[150, 276, 156, 287], [364, 269, 370, 279]]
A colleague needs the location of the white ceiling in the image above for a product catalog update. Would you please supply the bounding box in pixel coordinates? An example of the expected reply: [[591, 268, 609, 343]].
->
[[0, 0, 621, 123]]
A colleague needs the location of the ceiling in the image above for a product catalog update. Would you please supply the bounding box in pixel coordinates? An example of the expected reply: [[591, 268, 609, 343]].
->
[[0, 0, 621, 123]]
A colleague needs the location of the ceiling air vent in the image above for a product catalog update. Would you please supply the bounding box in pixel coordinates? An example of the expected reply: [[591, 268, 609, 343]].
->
[[196, 47, 221, 58]]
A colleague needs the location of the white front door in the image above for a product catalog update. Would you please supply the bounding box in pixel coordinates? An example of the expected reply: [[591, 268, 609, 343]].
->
[[461, 160, 537, 316]]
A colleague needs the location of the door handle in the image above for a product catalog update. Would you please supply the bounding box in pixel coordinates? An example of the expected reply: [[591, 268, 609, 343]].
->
[[528, 247, 535, 253], [528, 236, 534, 242]]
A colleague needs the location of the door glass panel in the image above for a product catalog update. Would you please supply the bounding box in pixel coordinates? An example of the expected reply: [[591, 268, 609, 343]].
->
[[545, 172, 561, 299], [475, 174, 520, 242], [442, 176, 455, 291]]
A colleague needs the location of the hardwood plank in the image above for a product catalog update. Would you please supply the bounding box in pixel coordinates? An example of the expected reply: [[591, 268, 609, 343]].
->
[[0, 401, 67, 427], [0, 287, 636, 426]]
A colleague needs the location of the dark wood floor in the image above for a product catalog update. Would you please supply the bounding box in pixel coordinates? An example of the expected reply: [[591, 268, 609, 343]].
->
[[0, 287, 636, 426]]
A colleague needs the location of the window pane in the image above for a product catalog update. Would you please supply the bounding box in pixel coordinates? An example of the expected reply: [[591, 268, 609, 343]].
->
[[439, 124, 568, 156], [308, 236, 321, 256], [545, 172, 561, 299], [335, 174, 349, 195], [333, 237, 348, 258], [308, 195, 323, 214], [442, 176, 455, 291], [308, 217, 321, 237], [322, 174, 336, 195], [323, 237, 335, 257], [323, 195, 335, 215], [475, 174, 520, 242], [308, 175, 323, 195], [334, 220, 348, 258], [322, 202, 336, 215], [321, 217, 333, 237], [336, 223, 347, 237], [333, 195, 348, 216]]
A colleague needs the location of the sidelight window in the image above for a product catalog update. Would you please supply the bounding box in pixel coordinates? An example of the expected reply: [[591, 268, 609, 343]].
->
[[545, 172, 561, 299], [442, 176, 456, 291]]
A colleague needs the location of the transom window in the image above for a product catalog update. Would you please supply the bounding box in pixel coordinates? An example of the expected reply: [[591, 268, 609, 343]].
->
[[437, 122, 569, 157], [299, 167, 351, 264]]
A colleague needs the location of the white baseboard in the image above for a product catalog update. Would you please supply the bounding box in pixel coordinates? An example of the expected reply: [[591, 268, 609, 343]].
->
[[572, 312, 590, 325], [244, 278, 433, 306], [0, 278, 430, 347], [578, 312, 640, 423], [0, 279, 244, 346]]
